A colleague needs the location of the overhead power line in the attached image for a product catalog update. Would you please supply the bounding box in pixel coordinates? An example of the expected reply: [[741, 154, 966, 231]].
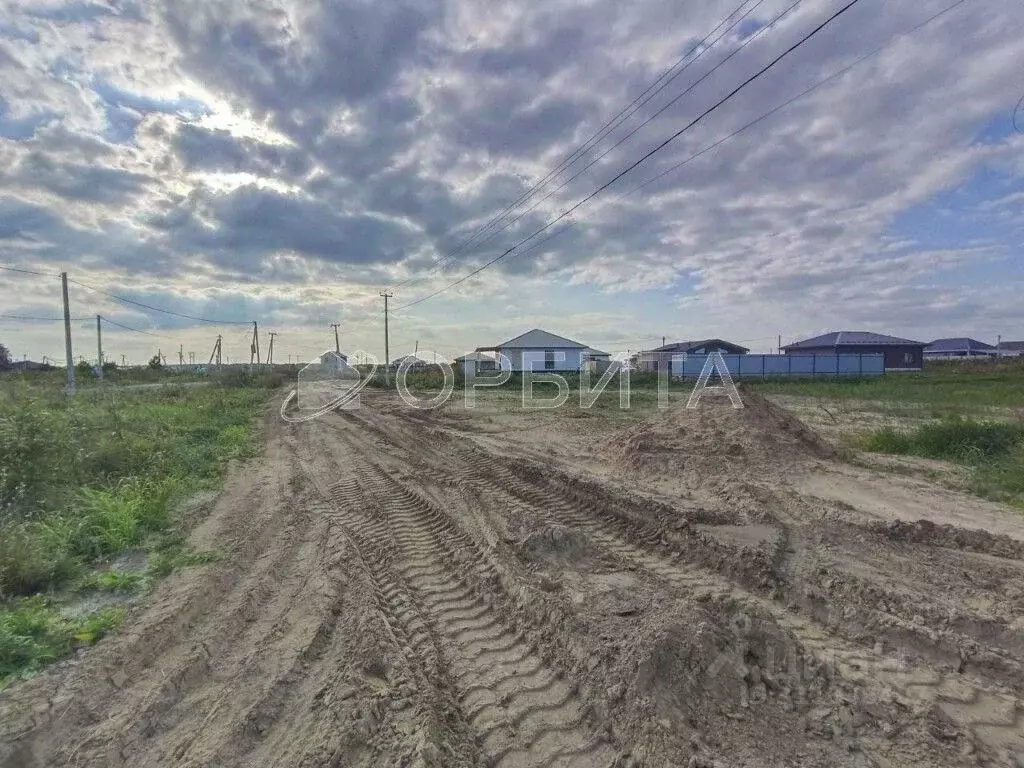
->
[[421, 0, 805, 284], [100, 315, 174, 339], [67, 277, 251, 325], [450, 0, 805, 265], [0, 313, 90, 322], [396, 0, 967, 312], [388, 0, 766, 291], [0, 264, 60, 278]]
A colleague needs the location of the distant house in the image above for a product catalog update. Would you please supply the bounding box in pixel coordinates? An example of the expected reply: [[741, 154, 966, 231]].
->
[[319, 351, 349, 372], [6, 360, 52, 372], [389, 353, 430, 371], [924, 338, 998, 359], [782, 331, 925, 371], [997, 340, 1024, 357], [633, 339, 750, 373], [454, 351, 497, 376], [477, 329, 604, 372]]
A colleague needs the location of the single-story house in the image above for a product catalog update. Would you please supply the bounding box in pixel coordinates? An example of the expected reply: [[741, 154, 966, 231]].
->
[[782, 331, 925, 371], [454, 351, 497, 376], [319, 350, 349, 372], [6, 360, 52, 372], [996, 341, 1024, 357], [924, 338, 999, 359], [389, 353, 431, 371], [632, 339, 749, 373], [477, 329, 607, 372]]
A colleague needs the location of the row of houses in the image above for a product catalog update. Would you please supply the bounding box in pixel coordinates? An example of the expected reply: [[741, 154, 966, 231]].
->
[[311, 328, 1024, 378], [446, 330, 1024, 375]]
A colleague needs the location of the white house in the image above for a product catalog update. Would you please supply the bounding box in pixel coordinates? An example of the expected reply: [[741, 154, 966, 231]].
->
[[477, 329, 609, 372], [319, 350, 349, 372], [454, 351, 497, 377]]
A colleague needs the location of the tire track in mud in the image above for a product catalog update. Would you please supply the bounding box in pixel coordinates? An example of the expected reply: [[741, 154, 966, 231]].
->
[[309, 430, 619, 768], [446, 442, 1024, 764]]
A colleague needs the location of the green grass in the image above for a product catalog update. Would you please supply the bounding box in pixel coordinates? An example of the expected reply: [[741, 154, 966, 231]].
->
[[0, 597, 123, 686], [749, 366, 1024, 409], [862, 419, 1024, 506], [0, 379, 271, 683]]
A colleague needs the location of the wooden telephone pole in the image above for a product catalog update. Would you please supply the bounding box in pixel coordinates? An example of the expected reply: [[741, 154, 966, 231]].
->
[[267, 332, 277, 365], [96, 314, 104, 381], [330, 323, 341, 354], [208, 335, 222, 367], [61, 272, 75, 395], [250, 322, 261, 365], [380, 292, 392, 386]]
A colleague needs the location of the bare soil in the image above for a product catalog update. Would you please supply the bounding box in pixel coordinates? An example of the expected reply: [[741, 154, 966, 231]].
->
[[1, 389, 1022, 767]]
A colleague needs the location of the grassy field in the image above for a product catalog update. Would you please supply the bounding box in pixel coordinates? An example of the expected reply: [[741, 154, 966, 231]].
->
[[750, 363, 1024, 508], [0, 373, 275, 686]]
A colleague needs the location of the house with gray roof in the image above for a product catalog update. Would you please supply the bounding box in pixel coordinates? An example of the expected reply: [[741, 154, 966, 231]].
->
[[782, 331, 925, 371], [633, 339, 749, 373], [477, 329, 608, 372], [924, 338, 998, 358]]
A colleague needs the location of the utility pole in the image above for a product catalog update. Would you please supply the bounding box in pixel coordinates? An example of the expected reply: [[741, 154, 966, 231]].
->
[[96, 314, 104, 381], [250, 321, 261, 366], [208, 335, 222, 367], [380, 291, 392, 386], [121, 354, 127, 367], [189, 352, 195, 364], [330, 323, 341, 354], [997, 334, 1002, 357], [61, 272, 75, 395], [662, 336, 666, 347], [179, 344, 184, 366], [777, 335, 782, 355], [268, 332, 277, 365]]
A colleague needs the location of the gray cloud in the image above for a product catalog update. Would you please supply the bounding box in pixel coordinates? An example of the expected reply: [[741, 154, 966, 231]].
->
[[0, 0, 1022, 355]]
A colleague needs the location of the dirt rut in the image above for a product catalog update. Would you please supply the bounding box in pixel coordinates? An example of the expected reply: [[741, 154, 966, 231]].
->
[[1, 393, 1023, 767]]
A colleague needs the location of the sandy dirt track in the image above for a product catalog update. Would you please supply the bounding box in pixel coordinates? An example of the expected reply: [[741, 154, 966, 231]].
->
[[1, 390, 1023, 767]]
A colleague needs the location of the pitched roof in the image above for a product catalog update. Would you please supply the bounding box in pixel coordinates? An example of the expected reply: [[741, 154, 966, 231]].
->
[[783, 331, 924, 349], [319, 350, 349, 362], [388, 353, 430, 367], [925, 338, 998, 353], [493, 328, 589, 349], [453, 352, 496, 362], [996, 340, 1024, 351], [650, 338, 750, 354], [583, 348, 610, 357]]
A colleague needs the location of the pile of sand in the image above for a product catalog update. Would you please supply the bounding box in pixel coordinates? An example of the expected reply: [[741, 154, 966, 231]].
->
[[607, 388, 835, 479]]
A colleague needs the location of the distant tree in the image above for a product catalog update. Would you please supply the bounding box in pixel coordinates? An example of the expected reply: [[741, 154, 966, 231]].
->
[[148, 354, 163, 370], [0, 343, 10, 371], [102, 361, 118, 373], [75, 360, 93, 375]]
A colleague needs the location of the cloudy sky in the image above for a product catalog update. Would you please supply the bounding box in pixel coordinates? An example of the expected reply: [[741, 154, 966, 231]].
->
[[0, 0, 1022, 365]]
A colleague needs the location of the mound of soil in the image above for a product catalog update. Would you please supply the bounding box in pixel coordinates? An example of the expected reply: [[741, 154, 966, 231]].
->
[[608, 388, 835, 479], [868, 518, 1024, 560]]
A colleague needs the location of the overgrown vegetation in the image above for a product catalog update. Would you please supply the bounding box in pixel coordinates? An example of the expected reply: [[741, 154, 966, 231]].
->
[[0, 379, 269, 686], [862, 418, 1024, 506], [750, 363, 1024, 409]]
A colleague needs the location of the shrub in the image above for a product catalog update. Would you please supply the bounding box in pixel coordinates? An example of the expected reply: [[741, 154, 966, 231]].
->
[[0, 597, 123, 685]]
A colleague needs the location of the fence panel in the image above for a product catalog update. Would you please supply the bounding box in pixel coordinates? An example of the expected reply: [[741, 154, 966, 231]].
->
[[671, 353, 885, 379]]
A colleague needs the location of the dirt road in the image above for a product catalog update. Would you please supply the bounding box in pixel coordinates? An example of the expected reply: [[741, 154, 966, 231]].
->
[[1, 391, 1022, 767]]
